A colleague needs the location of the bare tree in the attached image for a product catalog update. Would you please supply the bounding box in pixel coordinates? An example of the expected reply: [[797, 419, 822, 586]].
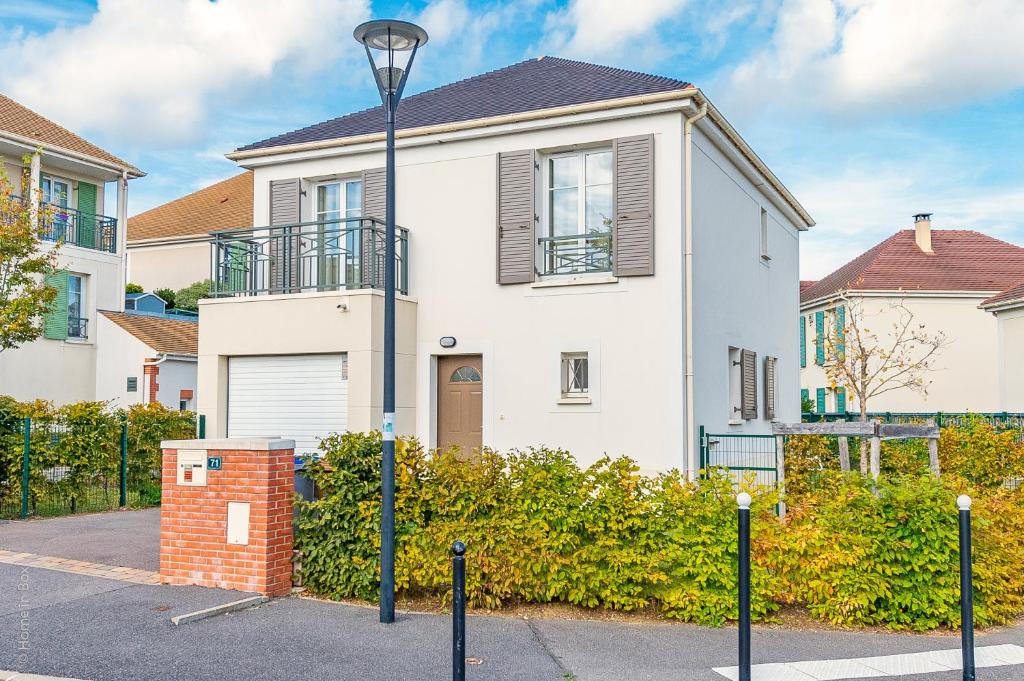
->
[[822, 290, 949, 476]]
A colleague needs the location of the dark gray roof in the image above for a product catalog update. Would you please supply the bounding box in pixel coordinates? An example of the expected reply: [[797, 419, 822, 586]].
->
[[236, 57, 692, 152]]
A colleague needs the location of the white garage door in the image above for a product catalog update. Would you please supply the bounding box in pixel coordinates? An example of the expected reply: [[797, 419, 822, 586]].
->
[[227, 354, 347, 456]]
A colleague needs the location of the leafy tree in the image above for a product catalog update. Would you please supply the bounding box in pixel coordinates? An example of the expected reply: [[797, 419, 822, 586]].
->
[[0, 162, 59, 353], [800, 393, 815, 414], [125, 282, 144, 294], [822, 290, 948, 476], [173, 279, 211, 312], [153, 287, 175, 308]]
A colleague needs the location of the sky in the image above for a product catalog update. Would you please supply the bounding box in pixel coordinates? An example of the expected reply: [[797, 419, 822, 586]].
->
[[1, 0, 1022, 279]]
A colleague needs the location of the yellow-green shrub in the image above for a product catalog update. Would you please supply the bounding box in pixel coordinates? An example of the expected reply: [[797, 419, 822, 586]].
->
[[939, 419, 1024, 489]]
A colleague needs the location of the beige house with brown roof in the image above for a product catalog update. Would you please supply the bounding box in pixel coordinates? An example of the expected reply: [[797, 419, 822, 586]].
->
[[127, 171, 252, 291], [0, 94, 143, 404], [95, 310, 198, 410], [981, 280, 1024, 412], [800, 214, 1024, 414]]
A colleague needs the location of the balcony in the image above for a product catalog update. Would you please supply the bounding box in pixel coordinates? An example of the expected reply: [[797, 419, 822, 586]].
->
[[539, 231, 612, 276], [210, 217, 409, 297], [68, 316, 88, 339], [39, 202, 118, 254]]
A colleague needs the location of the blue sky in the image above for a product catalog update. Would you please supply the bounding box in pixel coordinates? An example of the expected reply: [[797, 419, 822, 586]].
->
[[2, 0, 1022, 278]]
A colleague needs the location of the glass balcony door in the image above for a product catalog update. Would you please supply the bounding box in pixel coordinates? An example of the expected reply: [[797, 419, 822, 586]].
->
[[315, 179, 362, 289]]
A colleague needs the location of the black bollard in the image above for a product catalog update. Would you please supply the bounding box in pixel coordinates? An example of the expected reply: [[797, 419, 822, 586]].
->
[[737, 492, 751, 681], [452, 540, 466, 681], [958, 495, 975, 681]]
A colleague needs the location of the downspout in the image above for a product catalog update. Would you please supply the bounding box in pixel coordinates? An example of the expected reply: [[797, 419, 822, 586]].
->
[[684, 103, 708, 477]]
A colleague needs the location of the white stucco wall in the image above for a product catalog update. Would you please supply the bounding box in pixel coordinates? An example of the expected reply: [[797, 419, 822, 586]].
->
[[994, 306, 1024, 411], [154, 358, 198, 409], [127, 240, 210, 291], [199, 105, 805, 474], [690, 126, 802, 453], [800, 294, 1001, 413]]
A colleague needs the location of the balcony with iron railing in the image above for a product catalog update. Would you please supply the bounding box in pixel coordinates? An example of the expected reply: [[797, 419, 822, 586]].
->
[[68, 316, 88, 339], [11, 195, 119, 254], [538, 231, 612, 276], [210, 217, 409, 297]]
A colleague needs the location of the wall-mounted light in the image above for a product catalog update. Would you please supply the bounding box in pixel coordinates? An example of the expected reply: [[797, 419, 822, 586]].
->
[[439, 336, 457, 349]]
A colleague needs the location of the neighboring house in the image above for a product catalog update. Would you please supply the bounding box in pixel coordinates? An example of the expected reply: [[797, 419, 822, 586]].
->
[[980, 280, 1024, 412], [127, 171, 252, 291], [197, 57, 813, 471], [800, 214, 1024, 414], [95, 308, 198, 410], [0, 94, 143, 404], [125, 292, 169, 314]]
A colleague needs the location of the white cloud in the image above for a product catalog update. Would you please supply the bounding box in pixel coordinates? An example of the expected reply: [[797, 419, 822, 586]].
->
[[723, 0, 1024, 115], [0, 0, 370, 145], [796, 162, 1024, 278], [540, 0, 689, 60], [416, 0, 471, 46]]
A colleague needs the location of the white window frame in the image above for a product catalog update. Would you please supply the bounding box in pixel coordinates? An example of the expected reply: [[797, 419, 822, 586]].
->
[[41, 174, 72, 208], [560, 352, 590, 401], [67, 274, 87, 340], [313, 178, 363, 287], [542, 147, 613, 239]]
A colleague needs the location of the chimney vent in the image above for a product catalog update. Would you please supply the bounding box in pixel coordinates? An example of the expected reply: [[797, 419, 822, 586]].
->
[[913, 213, 933, 253]]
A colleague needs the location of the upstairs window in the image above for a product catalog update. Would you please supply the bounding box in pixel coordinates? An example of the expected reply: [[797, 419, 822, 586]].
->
[[541, 149, 613, 275], [67, 274, 86, 339], [315, 179, 362, 286]]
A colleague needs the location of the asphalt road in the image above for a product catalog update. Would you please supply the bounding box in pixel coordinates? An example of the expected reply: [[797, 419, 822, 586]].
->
[[1, 562, 1023, 681]]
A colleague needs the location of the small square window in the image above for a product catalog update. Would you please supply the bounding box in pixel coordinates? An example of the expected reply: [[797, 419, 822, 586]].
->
[[126, 377, 138, 392], [561, 352, 589, 397]]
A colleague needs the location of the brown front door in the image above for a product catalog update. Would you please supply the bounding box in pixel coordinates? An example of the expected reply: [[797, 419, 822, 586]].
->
[[437, 354, 483, 455]]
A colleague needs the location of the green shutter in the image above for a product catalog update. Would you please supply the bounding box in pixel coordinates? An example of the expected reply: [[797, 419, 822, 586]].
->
[[814, 311, 825, 365], [76, 182, 97, 249], [43, 270, 69, 340], [800, 388, 809, 408], [815, 387, 826, 414], [836, 305, 846, 357], [836, 387, 846, 414], [799, 317, 807, 368]]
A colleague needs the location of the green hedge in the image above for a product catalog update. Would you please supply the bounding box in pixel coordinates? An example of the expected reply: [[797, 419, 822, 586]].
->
[[296, 431, 1024, 630], [0, 397, 195, 515]]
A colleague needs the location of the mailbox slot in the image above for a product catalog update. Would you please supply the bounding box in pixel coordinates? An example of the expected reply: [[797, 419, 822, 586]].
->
[[176, 449, 208, 486]]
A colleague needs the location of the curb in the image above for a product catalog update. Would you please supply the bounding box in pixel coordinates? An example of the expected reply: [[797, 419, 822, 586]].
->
[[170, 595, 269, 625]]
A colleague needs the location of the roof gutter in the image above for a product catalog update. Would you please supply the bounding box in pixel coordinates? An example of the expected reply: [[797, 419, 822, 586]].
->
[[0, 130, 144, 178], [226, 88, 812, 229]]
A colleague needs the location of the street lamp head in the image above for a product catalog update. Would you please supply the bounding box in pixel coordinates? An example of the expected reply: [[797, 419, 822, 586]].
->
[[354, 20, 428, 97]]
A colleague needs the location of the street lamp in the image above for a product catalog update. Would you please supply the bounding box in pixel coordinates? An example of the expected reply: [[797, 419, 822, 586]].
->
[[354, 18, 428, 625]]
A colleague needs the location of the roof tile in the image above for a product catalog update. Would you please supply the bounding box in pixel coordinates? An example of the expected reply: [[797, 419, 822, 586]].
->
[[802, 230, 1024, 304], [981, 279, 1024, 308], [0, 94, 142, 176], [100, 311, 197, 355], [237, 57, 692, 152], [128, 171, 252, 242]]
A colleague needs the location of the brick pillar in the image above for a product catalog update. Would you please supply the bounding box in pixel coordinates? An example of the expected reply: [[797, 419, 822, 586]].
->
[[159, 437, 295, 596], [143, 361, 160, 404]]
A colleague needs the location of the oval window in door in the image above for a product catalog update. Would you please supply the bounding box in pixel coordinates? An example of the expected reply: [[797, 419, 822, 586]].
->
[[449, 366, 481, 383]]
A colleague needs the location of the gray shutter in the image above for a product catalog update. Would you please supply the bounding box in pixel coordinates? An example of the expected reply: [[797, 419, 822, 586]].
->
[[361, 168, 386, 288], [741, 349, 757, 420], [612, 134, 654, 277], [269, 178, 301, 293], [496, 150, 536, 284], [764, 356, 777, 420]]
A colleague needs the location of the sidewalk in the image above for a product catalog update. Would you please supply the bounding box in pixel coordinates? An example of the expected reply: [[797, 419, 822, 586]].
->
[[1, 561, 1022, 681]]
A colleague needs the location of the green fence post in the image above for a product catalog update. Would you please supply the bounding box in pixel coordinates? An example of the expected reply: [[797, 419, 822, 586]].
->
[[698, 425, 705, 475], [119, 416, 128, 508], [20, 417, 30, 519], [197, 414, 206, 439]]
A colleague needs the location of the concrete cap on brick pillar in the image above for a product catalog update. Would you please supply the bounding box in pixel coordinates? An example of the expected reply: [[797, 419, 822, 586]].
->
[[161, 437, 296, 450]]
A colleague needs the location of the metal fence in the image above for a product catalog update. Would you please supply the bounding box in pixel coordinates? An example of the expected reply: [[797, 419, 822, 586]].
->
[[39, 201, 118, 253], [0, 413, 202, 520], [698, 427, 779, 488]]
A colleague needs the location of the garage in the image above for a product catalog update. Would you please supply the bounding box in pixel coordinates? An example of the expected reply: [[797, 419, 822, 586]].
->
[[227, 354, 348, 456]]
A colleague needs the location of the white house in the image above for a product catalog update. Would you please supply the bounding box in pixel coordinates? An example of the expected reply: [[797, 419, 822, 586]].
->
[[95, 309, 198, 410], [981, 280, 1024, 412], [195, 57, 813, 473], [127, 171, 252, 292], [800, 214, 1024, 414], [0, 94, 143, 404]]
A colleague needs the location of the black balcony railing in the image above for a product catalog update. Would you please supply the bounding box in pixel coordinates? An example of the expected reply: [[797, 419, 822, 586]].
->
[[40, 202, 117, 253], [539, 231, 612, 276], [68, 316, 88, 339], [210, 217, 409, 297]]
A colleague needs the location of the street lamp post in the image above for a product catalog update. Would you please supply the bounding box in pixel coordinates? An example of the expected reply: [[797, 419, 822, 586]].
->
[[354, 19, 428, 625]]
